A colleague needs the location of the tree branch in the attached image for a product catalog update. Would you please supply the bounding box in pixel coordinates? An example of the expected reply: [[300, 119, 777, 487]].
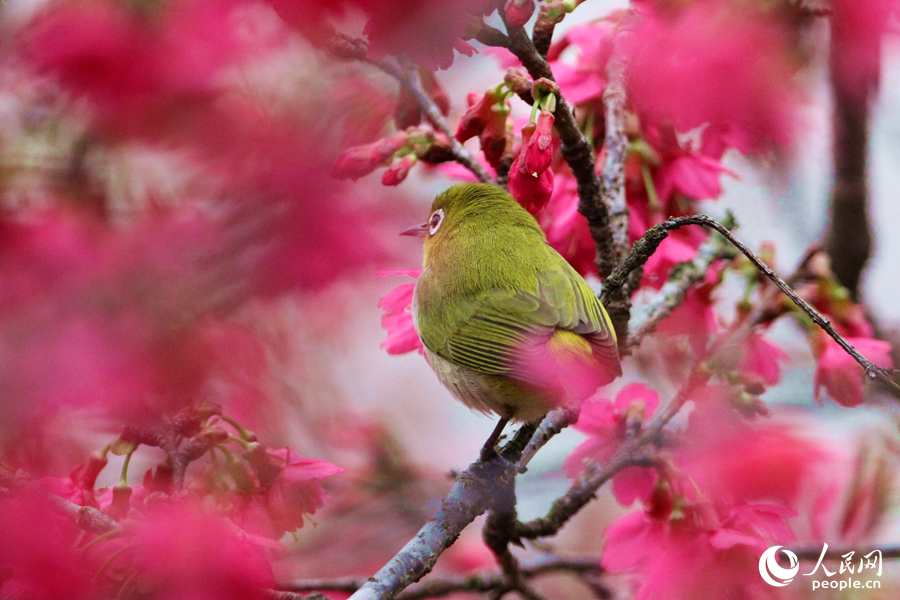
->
[[624, 221, 736, 352], [346, 423, 537, 600], [502, 19, 617, 281], [279, 556, 606, 600]]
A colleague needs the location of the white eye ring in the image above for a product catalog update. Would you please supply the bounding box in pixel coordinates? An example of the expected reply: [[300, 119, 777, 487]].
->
[[428, 209, 444, 236]]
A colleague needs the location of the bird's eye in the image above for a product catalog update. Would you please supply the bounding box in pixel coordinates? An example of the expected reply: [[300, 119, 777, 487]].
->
[[428, 209, 444, 236]]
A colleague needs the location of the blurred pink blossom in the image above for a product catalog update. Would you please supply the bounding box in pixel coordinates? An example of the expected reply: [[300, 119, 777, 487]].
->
[[509, 122, 555, 212], [626, 0, 799, 147], [565, 384, 660, 505], [537, 171, 597, 277], [735, 332, 789, 388], [129, 502, 275, 600], [548, 20, 617, 106], [678, 397, 828, 508], [814, 336, 893, 407], [0, 488, 96, 600], [240, 446, 344, 538], [378, 269, 424, 355], [602, 501, 794, 600], [361, 0, 483, 70], [830, 0, 897, 100]]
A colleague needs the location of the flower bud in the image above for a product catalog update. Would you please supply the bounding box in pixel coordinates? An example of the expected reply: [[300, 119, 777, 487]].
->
[[505, 0, 536, 28], [523, 110, 555, 175], [508, 122, 554, 213], [332, 132, 409, 180], [504, 67, 534, 98], [478, 102, 510, 169], [382, 154, 417, 186]]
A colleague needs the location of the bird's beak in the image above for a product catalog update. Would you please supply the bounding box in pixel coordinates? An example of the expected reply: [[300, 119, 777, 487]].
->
[[400, 222, 429, 237]]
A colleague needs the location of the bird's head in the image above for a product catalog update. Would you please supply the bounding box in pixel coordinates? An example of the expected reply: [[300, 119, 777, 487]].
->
[[401, 183, 537, 267]]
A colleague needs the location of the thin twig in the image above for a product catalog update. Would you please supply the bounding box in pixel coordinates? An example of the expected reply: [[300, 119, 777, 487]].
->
[[366, 58, 494, 184], [605, 213, 898, 393], [50, 495, 121, 535], [669, 215, 900, 394], [323, 32, 494, 184]]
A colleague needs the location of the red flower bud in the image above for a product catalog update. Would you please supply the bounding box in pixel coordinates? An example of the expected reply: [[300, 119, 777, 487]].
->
[[382, 154, 416, 186], [455, 92, 493, 142], [523, 110, 555, 175], [332, 133, 408, 180], [508, 122, 554, 212], [478, 102, 510, 169], [505, 0, 536, 28]]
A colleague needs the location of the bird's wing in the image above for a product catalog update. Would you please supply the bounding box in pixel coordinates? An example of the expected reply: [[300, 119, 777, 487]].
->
[[424, 268, 619, 383]]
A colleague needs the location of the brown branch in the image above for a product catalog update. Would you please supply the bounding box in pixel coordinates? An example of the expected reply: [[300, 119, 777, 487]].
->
[[474, 23, 511, 48], [824, 69, 872, 301], [502, 20, 617, 280], [517, 405, 581, 470], [323, 32, 494, 185], [606, 214, 899, 394], [279, 556, 605, 600], [346, 423, 537, 600]]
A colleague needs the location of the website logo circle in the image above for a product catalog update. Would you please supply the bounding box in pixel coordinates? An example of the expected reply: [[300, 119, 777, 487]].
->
[[759, 546, 799, 587]]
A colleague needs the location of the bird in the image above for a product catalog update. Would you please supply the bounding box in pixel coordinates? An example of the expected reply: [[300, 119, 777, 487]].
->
[[401, 183, 622, 456]]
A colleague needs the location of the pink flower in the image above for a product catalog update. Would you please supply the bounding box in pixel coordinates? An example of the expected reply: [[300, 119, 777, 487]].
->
[[0, 488, 96, 600], [24, 0, 242, 138], [504, 0, 535, 28], [242, 445, 344, 538], [655, 268, 720, 355], [565, 384, 659, 506], [538, 171, 597, 276], [549, 21, 617, 106], [478, 102, 512, 170], [602, 501, 794, 600], [625, 0, 799, 147], [378, 269, 424, 355], [129, 502, 275, 600], [735, 332, 789, 388], [508, 155, 554, 213], [677, 399, 828, 508], [456, 92, 495, 142], [814, 337, 893, 407], [361, 0, 482, 70], [653, 152, 734, 203]]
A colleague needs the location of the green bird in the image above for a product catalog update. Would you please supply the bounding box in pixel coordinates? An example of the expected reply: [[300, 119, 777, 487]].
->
[[402, 183, 622, 454]]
